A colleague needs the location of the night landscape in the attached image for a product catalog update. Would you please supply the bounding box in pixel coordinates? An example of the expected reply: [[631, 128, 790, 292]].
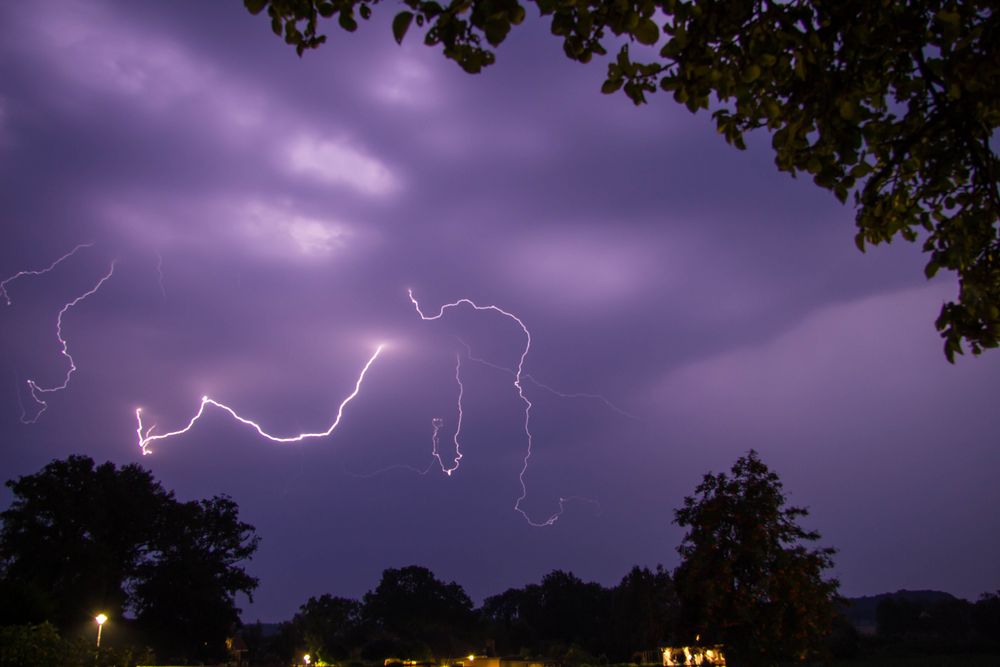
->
[[0, 1, 997, 666]]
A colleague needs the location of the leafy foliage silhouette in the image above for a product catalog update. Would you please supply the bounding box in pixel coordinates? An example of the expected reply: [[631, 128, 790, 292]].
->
[[673, 450, 840, 666], [0, 455, 259, 663]]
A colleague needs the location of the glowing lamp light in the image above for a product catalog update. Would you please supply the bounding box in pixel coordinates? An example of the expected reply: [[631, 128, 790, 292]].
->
[[304, 654, 311, 665], [95, 613, 108, 647]]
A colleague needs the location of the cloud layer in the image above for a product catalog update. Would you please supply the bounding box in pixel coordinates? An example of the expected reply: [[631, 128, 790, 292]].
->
[[1, 0, 997, 619]]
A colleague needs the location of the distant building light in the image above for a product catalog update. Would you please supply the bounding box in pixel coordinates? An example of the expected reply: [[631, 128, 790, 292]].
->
[[661, 644, 726, 666]]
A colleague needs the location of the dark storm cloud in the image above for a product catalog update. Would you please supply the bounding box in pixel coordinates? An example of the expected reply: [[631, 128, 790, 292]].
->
[[1, 0, 997, 619]]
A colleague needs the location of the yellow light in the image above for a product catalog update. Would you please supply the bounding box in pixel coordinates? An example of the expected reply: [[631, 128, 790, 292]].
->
[[95, 614, 108, 648], [304, 655, 311, 665], [468, 656, 476, 661]]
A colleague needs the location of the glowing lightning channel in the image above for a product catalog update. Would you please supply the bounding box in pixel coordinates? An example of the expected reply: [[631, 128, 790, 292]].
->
[[356, 350, 465, 479], [1, 242, 94, 306], [455, 337, 639, 420], [135, 344, 384, 455], [154, 251, 166, 299], [22, 260, 117, 424], [408, 289, 564, 527], [430, 352, 465, 475]]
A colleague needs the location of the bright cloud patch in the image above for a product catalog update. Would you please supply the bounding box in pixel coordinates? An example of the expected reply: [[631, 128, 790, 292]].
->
[[287, 135, 398, 196], [240, 201, 349, 258], [102, 196, 352, 261]]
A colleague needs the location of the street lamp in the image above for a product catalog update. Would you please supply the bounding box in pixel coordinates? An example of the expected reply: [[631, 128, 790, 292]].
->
[[303, 654, 311, 666], [95, 614, 108, 647]]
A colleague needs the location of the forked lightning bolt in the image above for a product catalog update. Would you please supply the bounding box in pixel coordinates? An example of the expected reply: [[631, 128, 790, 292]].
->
[[431, 352, 464, 476], [22, 260, 117, 424], [344, 395, 460, 479], [409, 289, 566, 527], [455, 337, 638, 420], [135, 344, 384, 455], [1, 242, 94, 306]]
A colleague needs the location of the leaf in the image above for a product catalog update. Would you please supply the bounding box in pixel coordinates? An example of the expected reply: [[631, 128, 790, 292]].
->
[[601, 78, 623, 94], [634, 19, 659, 46], [244, 0, 268, 15], [794, 54, 806, 80], [741, 64, 762, 83], [339, 11, 358, 32], [484, 19, 510, 47], [393, 11, 414, 44], [854, 233, 866, 253], [838, 100, 855, 121], [935, 10, 961, 26]]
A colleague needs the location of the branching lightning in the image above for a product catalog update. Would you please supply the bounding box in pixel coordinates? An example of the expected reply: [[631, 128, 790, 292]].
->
[[430, 352, 464, 476], [21, 260, 117, 424], [344, 461, 434, 478], [455, 337, 638, 420], [409, 289, 566, 527], [1, 242, 94, 306], [135, 344, 384, 455]]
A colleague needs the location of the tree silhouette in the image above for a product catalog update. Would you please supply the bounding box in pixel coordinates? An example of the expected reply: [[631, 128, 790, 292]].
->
[[673, 450, 839, 666], [609, 565, 678, 660], [362, 565, 476, 658], [130, 495, 259, 662], [0, 455, 259, 661], [0, 456, 168, 629], [291, 594, 364, 663]]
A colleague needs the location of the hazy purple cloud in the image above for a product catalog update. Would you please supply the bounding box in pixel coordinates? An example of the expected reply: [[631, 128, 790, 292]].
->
[[1, 0, 997, 620]]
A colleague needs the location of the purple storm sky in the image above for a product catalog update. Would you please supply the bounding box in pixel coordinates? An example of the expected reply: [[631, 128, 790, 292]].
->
[[1, 0, 998, 622]]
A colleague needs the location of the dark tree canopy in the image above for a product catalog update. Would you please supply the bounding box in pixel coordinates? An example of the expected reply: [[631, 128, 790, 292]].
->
[[288, 594, 363, 663], [673, 450, 839, 666], [481, 567, 673, 661], [0, 455, 259, 662], [0, 456, 167, 628], [362, 565, 476, 658], [609, 565, 678, 660], [130, 495, 260, 661], [525, 570, 610, 653], [246, 0, 999, 362]]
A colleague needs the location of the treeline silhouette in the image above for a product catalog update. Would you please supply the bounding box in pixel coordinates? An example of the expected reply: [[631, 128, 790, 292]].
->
[[249, 570, 1000, 667], [832, 589, 1000, 659], [4, 454, 997, 666], [248, 564, 677, 666]]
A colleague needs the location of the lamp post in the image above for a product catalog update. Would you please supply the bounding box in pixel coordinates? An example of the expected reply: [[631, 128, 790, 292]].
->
[[95, 614, 108, 647]]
